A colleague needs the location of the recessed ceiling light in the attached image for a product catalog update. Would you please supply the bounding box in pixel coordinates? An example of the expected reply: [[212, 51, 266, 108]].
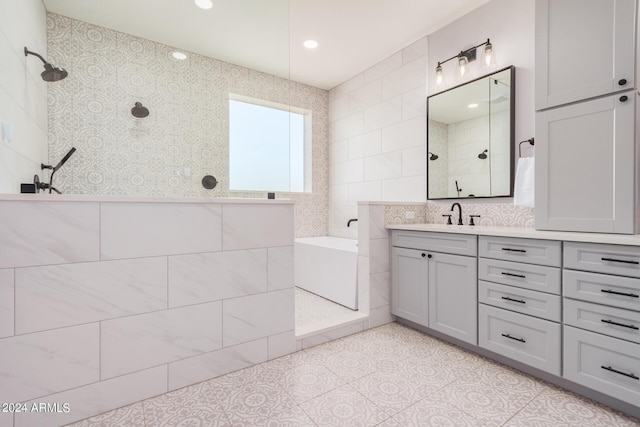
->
[[195, 0, 213, 10], [468, 103, 479, 108], [172, 51, 187, 60], [303, 40, 319, 49]]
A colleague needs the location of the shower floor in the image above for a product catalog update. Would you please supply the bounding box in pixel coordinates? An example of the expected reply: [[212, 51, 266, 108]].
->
[[295, 287, 366, 337]]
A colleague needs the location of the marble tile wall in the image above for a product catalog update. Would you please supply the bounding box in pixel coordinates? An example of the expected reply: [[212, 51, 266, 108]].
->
[[0, 199, 295, 427], [46, 14, 328, 238], [0, 0, 48, 193]]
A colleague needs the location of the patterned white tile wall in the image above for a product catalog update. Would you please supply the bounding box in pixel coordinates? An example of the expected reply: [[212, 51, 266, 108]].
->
[[46, 14, 328, 238]]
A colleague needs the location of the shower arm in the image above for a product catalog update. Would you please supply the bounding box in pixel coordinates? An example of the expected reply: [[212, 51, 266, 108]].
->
[[24, 48, 48, 65]]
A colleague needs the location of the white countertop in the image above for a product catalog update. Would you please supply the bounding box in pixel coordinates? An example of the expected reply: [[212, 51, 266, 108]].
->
[[0, 194, 293, 204], [386, 223, 640, 246]]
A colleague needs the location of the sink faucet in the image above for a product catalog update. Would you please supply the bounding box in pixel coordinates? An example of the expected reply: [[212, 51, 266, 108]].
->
[[450, 202, 463, 225]]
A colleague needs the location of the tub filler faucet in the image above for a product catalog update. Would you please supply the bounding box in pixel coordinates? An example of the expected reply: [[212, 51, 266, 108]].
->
[[347, 218, 358, 227]]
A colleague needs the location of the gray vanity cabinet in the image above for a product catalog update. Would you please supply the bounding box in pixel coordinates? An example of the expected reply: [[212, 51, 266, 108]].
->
[[535, 0, 636, 110], [535, 94, 636, 233], [390, 247, 429, 326], [563, 241, 640, 407], [390, 230, 478, 345], [535, 0, 638, 234]]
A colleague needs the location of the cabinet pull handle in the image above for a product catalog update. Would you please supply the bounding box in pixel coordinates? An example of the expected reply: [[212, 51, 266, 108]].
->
[[601, 257, 639, 265], [619, 78, 628, 86], [620, 95, 629, 102], [501, 272, 526, 279], [501, 333, 525, 343], [601, 319, 639, 330], [502, 248, 526, 253], [601, 365, 639, 380], [501, 296, 526, 304], [600, 289, 640, 298]]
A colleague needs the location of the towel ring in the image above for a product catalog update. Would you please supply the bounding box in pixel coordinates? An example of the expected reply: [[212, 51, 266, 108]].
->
[[518, 138, 535, 158]]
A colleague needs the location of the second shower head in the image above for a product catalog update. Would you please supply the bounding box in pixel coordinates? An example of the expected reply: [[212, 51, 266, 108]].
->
[[478, 149, 488, 159]]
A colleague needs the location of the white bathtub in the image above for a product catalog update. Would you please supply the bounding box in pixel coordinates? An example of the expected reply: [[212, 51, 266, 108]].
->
[[294, 236, 358, 310]]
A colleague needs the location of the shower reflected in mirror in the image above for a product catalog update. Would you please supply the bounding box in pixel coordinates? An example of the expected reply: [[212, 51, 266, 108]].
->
[[478, 149, 488, 159], [429, 152, 439, 161]]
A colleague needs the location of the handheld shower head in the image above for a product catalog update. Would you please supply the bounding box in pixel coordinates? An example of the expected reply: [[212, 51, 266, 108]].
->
[[24, 47, 68, 82]]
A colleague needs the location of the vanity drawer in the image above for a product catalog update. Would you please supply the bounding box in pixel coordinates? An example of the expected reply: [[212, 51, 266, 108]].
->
[[478, 258, 561, 294], [564, 299, 640, 344], [479, 236, 561, 267], [564, 326, 640, 407], [563, 270, 640, 312], [479, 304, 561, 375], [564, 242, 640, 278], [478, 281, 561, 322], [391, 230, 477, 256]]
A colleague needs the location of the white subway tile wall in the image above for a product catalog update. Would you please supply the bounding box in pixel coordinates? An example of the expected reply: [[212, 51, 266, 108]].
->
[[0, 200, 296, 426]]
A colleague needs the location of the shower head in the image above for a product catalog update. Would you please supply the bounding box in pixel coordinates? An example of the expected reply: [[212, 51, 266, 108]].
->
[[429, 152, 439, 161], [24, 47, 68, 82], [131, 102, 149, 118], [478, 149, 488, 159]]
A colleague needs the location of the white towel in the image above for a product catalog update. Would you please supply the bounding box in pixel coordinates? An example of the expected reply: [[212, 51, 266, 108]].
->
[[514, 157, 535, 207]]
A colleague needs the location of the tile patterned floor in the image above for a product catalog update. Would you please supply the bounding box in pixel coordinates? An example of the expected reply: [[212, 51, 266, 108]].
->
[[67, 322, 640, 427], [295, 287, 356, 329]]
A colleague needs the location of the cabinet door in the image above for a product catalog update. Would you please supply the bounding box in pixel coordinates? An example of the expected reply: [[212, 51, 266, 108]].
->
[[428, 252, 478, 345], [535, 93, 636, 233], [535, 0, 636, 110], [391, 247, 429, 327]]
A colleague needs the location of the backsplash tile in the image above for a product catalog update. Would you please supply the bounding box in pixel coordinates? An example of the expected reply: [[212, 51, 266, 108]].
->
[[47, 14, 328, 238]]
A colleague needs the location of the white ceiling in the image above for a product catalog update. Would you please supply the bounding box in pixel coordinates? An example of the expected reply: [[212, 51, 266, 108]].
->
[[42, 0, 490, 90]]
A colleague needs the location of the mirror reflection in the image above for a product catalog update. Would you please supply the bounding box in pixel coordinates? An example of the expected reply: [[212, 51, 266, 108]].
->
[[427, 66, 514, 199]]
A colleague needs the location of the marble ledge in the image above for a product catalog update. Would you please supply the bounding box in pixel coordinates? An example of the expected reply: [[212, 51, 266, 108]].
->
[[0, 194, 293, 205], [357, 200, 426, 206], [386, 223, 640, 247]]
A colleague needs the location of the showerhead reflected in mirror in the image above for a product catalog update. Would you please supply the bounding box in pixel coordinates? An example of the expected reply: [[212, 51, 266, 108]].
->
[[429, 152, 439, 161], [478, 149, 488, 159], [24, 47, 68, 82]]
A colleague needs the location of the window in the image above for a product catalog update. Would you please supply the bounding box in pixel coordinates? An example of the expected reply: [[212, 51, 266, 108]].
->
[[229, 94, 311, 193]]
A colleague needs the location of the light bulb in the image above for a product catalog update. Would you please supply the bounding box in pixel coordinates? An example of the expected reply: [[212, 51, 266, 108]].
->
[[458, 56, 468, 79], [435, 63, 443, 86]]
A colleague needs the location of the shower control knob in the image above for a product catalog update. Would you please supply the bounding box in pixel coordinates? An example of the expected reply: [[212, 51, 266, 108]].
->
[[618, 79, 627, 86], [620, 95, 629, 102]]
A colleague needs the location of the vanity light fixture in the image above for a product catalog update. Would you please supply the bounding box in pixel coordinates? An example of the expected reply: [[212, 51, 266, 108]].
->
[[194, 0, 213, 10], [303, 40, 319, 49], [172, 51, 187, 60], [435, 38, 495, 86]]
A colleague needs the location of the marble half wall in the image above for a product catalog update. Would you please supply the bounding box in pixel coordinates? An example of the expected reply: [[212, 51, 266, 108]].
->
[[0, 197, 295, 427]]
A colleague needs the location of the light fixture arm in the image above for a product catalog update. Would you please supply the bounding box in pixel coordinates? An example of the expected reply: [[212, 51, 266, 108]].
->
[[437, 39, 492, 68]]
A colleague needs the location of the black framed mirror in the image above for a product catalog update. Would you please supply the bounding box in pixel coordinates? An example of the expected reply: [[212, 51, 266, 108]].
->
[[427, 65, 515, 200]]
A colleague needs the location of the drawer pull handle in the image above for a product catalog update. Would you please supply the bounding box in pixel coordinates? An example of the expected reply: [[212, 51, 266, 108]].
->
[[600, 289, 640, 298], [501, 296, 526, 304], [501, 333, 526, 343], [601, 365, 639, 380], [601, 319, 639, 330], [502, 248, 526, 253], [501, 272, 526, 279], [601, 257, 639, 265]]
